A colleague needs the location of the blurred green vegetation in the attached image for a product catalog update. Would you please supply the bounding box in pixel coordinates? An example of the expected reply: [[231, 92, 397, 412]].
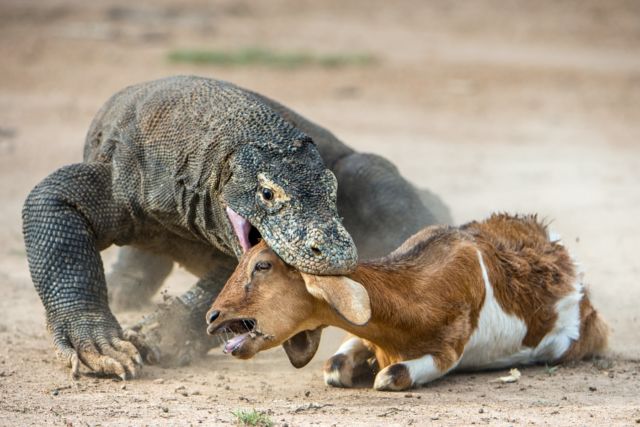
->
[[231, 409, 274, 427], [168, 47, 376, 68]]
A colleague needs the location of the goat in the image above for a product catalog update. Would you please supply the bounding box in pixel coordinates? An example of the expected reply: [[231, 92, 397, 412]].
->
[[206, 214, 608, 391]]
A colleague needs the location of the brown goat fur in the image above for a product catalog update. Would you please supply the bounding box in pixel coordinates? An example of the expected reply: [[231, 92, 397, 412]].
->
[[207, 213, 608, 391]]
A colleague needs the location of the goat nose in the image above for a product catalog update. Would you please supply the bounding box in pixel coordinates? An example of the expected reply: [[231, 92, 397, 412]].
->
[[207, 310, 220, 324]]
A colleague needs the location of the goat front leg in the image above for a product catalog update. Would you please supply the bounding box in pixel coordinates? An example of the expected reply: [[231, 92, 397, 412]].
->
[[374, 353, 461, 391], [324, 336, 375, 388], [374, 310, 472, 391]]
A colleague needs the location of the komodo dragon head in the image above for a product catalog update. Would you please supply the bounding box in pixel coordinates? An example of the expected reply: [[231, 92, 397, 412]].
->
[[218, 129, 357, 275]]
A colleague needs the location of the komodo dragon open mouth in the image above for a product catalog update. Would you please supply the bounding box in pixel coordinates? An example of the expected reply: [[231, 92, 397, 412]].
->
[[226, 206, 262, 253]]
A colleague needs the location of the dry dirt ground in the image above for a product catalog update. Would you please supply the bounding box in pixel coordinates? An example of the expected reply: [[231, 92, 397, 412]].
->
[[1, 0, 640, 425]]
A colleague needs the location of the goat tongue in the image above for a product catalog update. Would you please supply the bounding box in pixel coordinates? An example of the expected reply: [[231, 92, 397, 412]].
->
[[224, 333, 249, 354]]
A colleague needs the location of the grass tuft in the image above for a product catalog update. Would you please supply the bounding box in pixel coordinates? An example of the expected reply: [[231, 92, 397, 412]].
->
[[168, 47, 376, 69], [545, 364, 559, 375], [232, 409, 274, 427]]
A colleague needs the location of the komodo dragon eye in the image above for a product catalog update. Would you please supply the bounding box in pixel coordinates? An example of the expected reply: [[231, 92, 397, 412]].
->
[[261, 188, 274, 201]]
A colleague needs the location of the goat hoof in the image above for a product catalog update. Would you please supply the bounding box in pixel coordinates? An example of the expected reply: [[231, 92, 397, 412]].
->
[[323, 354, 354, 388], [374, 363, 413, 391]]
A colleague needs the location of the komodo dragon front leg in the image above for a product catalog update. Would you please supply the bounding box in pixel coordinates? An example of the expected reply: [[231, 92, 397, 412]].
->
[[23, 163, 158, 379]]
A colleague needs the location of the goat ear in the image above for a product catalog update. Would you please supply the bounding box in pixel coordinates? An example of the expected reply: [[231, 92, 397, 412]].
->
[[282, 328, 323, 368], [300, 273, 371, 326]]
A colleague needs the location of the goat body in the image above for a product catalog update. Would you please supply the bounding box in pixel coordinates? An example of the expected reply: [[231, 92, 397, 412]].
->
[[207, 214, 608, 391]]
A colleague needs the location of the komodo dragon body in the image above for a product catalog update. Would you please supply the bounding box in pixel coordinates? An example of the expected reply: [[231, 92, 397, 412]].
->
[[23, 76, 450, 379]]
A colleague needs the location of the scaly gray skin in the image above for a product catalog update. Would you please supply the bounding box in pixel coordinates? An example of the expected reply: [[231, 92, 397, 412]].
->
[[23, 76, 451, 378]]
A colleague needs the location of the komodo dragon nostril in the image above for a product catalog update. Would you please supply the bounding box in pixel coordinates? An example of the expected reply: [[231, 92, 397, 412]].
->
[[310, 246, 322, 256], [207, 310, 220, 324]]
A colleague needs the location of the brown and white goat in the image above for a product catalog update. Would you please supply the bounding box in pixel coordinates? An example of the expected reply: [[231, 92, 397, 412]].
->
[[206, 214, 608, 391]]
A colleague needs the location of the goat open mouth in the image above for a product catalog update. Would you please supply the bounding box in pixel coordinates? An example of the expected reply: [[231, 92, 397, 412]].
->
[[226, 206, 262, 253], [208, 318, 257, 355]]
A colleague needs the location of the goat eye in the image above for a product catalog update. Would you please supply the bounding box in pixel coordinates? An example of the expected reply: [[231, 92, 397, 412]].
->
[[254, 261, 272, 272], [261, 188, 274, 201]]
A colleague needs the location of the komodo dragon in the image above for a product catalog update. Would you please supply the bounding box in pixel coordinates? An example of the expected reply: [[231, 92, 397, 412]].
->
[[23, 75, 451, 379]]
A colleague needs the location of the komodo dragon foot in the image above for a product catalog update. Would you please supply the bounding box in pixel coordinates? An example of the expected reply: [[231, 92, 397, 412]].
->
[[48, 311, 159, 380], [129, 271, 232, 367], [129, 299, 208, 368]]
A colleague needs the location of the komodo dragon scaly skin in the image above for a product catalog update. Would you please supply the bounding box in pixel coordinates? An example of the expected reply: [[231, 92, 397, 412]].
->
[[23, 76, 451, 379]]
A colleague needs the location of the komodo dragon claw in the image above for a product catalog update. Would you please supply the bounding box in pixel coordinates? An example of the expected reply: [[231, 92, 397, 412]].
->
[[50, 312, 156, 381]]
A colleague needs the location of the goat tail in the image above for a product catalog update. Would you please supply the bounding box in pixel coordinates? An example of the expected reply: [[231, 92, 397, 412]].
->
[[563, 297, 609, 361]]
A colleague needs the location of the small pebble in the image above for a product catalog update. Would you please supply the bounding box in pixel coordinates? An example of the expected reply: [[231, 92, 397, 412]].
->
[[588, 386, 597, 392], [153, 379, 165, 384], [161, 406, 169, 413], [478, 408, 484, 414]]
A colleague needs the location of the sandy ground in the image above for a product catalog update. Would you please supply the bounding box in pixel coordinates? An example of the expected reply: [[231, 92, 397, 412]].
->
[[1, 0, 640, 425]]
